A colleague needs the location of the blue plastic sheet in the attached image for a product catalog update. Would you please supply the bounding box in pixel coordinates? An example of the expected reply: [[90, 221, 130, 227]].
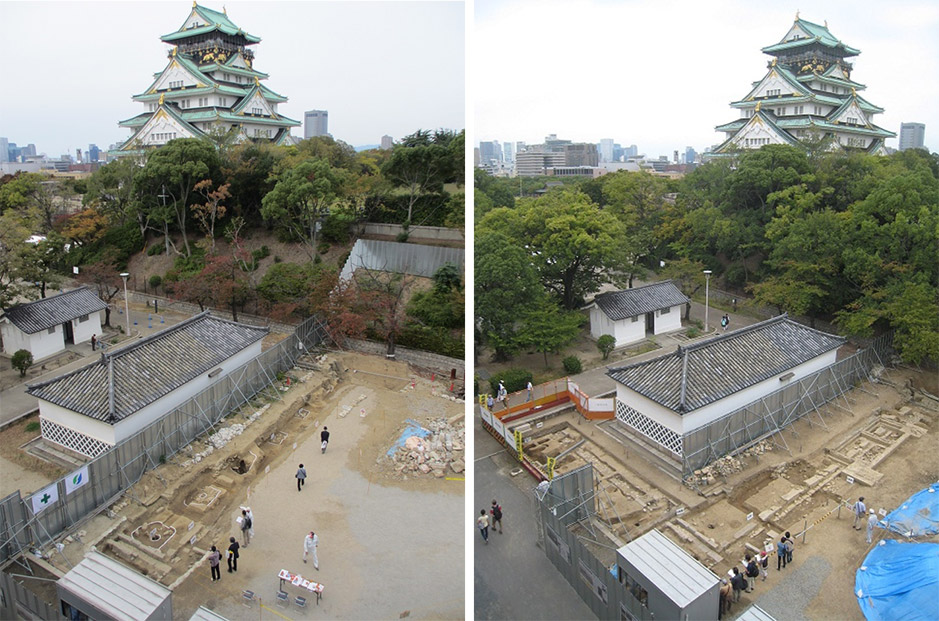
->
[[880, 482, 939, 537], [855, 540, 939, 621], [386, 419, 431, 456]]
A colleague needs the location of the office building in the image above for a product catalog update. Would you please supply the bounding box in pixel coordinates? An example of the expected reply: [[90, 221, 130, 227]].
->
[[87, 144, 101, 163], [624, 144, 639, 158], [502, 141, 515, 163], [381, 135, 394, 150], [715, 14, 894, 154], [117, 3, 300, 154], [0, 138, 8, 163], [599, 138, 614, 163], [898, 123, 925, 151], [304, 110, 328, 139]]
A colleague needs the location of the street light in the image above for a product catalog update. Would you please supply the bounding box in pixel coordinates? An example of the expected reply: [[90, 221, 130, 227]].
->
[[120, 272, 130, 337], [703, 270, 712, 332]]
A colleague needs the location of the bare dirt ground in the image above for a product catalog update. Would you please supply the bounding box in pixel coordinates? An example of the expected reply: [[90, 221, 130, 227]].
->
[[0, 413, 65, 497], [23, 351, 464, 620], [496, 365, 939, 620]]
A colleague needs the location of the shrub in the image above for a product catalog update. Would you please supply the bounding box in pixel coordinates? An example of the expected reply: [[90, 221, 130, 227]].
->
[[321, 209, 357, 244], [273, 255, 282, 263], [252, 245, 270, 261], [397, 325, 464, 359], [562, 355, 582, 375], [724, 264, 747, 289], [25, 421, 40, 433], [489, 368, 532, 395], [149, 274, 162, 289], [686, 326, 700, 338], [395, 231, 410, 243], [147, 242, 164, 256], [11, 350, 33, 377], [313, 254, 322, 264], [317, 242, 330, 255], [597, 335, 616, 360]]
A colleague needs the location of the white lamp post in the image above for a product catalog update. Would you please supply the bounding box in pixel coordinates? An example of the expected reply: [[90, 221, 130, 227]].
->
[[120, 272, 130, 337], [703, 270, 712, 332]]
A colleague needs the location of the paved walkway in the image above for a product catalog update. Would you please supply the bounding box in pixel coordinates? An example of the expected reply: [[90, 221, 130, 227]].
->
[[0, 305, 190, 427]]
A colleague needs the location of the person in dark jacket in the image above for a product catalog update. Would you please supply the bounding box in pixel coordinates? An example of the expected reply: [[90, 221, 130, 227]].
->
[[227, 536, 240, 572]]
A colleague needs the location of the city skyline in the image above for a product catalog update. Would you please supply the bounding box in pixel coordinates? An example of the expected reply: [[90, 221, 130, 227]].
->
[[475, 0, 939, 156], [0, 1, 464, 157]]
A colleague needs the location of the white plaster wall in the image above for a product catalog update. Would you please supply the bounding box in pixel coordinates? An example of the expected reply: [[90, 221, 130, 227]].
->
[[681, 349, 839, 433], [615, 385, 683, 435], [26, 326, 65, 361], [653, 304, 683, 335], [112, 340, 263, 442], [1, 322, 31, 355], [589, 307, 612, 340], [71, 312, 103, 345], [616, 316, 646, 346], [39, 400, 117, 445]]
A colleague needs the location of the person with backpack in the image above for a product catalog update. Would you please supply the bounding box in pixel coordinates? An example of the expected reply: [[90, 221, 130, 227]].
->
[[744, 554, 758, 592], [240, 509, 252, 546], [776, 537, 787, 570], [759, 550, 768, 581], [490, 500, 503, 534], [731, 567, 746, 602], [853, 496, 867, 530], [784, 531, 794, 563]]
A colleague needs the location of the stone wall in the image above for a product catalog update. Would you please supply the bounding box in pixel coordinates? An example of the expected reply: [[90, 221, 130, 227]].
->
[[346, 339, 464, 378]]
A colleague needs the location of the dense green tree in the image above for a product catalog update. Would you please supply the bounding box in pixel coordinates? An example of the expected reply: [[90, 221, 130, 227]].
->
[[261, 158, 345, 260], [518, 302, 584, 367], [381, 143, 450, 223]]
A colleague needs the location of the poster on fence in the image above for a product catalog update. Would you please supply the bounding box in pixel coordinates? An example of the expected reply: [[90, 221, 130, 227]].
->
[[31, 483, 59, 514], [64, 465, 90, 495]]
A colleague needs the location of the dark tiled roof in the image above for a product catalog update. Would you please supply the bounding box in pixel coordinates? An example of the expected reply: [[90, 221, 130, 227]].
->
[[1, 287, 107, 334], [593, 281, 689, 321], [27, 312, 268, 423], [607, 315, 844, 413]]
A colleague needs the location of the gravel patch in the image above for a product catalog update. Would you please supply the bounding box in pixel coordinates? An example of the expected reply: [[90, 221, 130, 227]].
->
[[752, 555, 832, 621]]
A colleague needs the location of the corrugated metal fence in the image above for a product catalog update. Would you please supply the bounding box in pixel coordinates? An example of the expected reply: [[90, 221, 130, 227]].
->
[[538, 465, 653, 621], [0, 314, 328, 567], [681, 333, 893, 479], [339, 238, 465, 281]]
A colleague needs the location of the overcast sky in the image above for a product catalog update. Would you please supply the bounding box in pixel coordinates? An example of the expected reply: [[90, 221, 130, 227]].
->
[[475, 0, 939, 156], [0, 1, 464, 157]]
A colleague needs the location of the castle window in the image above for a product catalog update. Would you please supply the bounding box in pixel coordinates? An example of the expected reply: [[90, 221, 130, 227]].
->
[[252, 107, 263, 115], [847, 117, 858, 125]]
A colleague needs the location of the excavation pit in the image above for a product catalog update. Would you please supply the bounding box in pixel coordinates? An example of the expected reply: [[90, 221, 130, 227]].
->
[[131, 521, 176, 551], [183, 485, 225, 513]]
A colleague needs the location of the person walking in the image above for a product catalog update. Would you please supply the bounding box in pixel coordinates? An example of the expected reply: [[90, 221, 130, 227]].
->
[[296, 464, 307, 492], [91, 334, 97, 351], [731, 567, 745, 602], [245, 507, 255, 539], [240, 510, 251, 546], [490, 500, 503, 534], [208, 545, 221, 582], [853, 497, 867, 530], [721, 315, 728, 332], [486, 394, 494, 411], [321, 426, 330, 454], [227, 537, 239, 573], [759, 550, 768, 581], [303, 531, 319, 569], [477, 509, 490, 544], [784, 531, 794, 564], [526, 380, 533, 402], [776, 537, 787, 570], [867, 509, 878, 544], [745, 554, 758, 592]]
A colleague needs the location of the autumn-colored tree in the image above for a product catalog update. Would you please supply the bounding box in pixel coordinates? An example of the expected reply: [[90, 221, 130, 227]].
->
[[58, 208, 109, 248], [308, 270, 375, 346], [353, 267, 416, 357], [192, 179, 230, 251], [76, 256, 123, 327]]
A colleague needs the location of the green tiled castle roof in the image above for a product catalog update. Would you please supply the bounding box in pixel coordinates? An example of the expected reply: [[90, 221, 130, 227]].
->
[[161, 3, 260, 44], [762, 18, 860, 56]]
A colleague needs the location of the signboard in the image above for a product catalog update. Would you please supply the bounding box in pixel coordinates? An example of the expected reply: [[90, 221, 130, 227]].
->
[[491, 416, 505, 438], [190, 535, 197, 545], [546, 525, 571, 564], [514, 430, 524, 460], [188, 521, 195, 531], [746, 512, 754, 521], [589, 397, 615, 412], [546, 456, 556, 480], [879, 508, 887, 517], [480, 406, 493, 426], [846, 476, 855, 484], [64, 466, 90, 495], [478, 394, 487, 408]]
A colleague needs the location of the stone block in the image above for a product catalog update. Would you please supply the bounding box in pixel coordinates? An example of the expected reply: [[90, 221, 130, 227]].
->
[[732, 522, 757, 541], [804, 475, 823, 488], [781, 487, 804, 503], [759, 508, 777, 522]]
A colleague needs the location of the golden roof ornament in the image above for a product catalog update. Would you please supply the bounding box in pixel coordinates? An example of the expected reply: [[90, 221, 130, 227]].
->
[[192, 0, 196, 7], [159, 93, 165, 105], [851, 87, 856, 96], [771, 58, 777, 67], [255, 76, 260, 86], [755, 101, 761, 112], [795, 9, 800, 20]]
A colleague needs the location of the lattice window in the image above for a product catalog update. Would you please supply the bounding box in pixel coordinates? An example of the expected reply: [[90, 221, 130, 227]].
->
[[615, 401, 683, 456], [40, 419, 111, 459]]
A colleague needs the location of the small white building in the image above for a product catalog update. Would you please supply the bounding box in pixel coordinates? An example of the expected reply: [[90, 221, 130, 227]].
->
[[28, 312, 268, 458], [587, 281, 689, 348], [607, 315, 844, 457], [0, 287, 106, 361], [616, 529, 720, 621]]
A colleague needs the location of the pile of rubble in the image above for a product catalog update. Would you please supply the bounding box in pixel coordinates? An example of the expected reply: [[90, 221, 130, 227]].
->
[[692, 441, 773, 484], [183, 404, 271, 465], [386, 416, 465, 478]]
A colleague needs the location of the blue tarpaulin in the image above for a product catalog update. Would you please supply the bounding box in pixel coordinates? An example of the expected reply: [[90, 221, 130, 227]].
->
[[879, 482, 939, 537], [855, 540, 939, 621], [386, 419, 431, 456]]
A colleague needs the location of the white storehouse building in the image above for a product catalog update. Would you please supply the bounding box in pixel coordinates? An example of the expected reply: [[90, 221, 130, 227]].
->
[[117, 3, 300, 153], [1, 287, 106, 361], [715, 15, 894, 154], [607, 315, 844, 457], [27, 312, 267, 458], [587, 281, 689, 348]]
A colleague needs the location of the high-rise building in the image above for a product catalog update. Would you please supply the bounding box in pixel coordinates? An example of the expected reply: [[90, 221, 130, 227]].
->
[[304, 110, 329, 139], [381, 135, 394, 150], [87, 144, 101, 163], [685, 146, 697, 164], [898, 123, 925, 151], [502, 141, 515, 163], [0, 138, 9, 163], [478, 141, 500, 166], [117, 3, 300, 154], [715, 14, 894, 154], [516, 150, 565, 176], [599, 139, 614, 163], [624, 144, 639, 158], [563, 143, 599, 167]]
